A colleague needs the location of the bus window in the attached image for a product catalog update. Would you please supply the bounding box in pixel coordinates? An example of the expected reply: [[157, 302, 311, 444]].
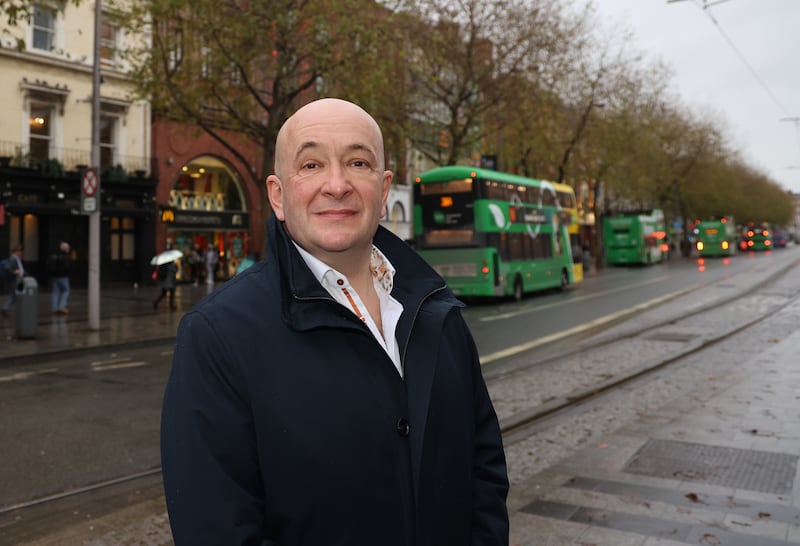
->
[[508, 233, 525, 261]]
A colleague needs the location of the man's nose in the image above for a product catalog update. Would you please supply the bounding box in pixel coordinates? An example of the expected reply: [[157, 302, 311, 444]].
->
[[321, 165, 352, 198]]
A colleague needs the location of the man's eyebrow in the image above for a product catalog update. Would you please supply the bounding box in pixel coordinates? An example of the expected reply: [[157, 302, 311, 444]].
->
[[293, 140, 319, 162], [345, 143, 377, 157], [292, 141, 377, 161]]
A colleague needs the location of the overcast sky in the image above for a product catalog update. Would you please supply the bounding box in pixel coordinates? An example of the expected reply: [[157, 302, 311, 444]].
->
[[588, 0, 800, 194]]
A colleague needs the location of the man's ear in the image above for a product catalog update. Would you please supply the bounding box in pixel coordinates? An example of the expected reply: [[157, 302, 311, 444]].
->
[[266, 175, 285, 221], [380, 170, 393, 218]]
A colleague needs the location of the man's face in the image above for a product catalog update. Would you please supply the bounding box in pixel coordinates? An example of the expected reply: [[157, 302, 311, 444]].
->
[[267, 100, 392, 263]]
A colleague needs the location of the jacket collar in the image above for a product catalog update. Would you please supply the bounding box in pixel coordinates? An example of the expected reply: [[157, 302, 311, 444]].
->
[[267, 214, 460, 336]]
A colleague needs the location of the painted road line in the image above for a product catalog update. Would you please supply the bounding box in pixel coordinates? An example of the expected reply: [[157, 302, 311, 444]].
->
[[93, 361, 149, 371], [90, 357, 132, 367], [479, 286, 698, 364], [0, 368, 60, 382], [480, 276, 674, 322]]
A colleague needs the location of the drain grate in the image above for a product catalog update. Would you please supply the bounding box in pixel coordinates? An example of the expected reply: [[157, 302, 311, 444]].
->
[[623, 439, 797, 495]]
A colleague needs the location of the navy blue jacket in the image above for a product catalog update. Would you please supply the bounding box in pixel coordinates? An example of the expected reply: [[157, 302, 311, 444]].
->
[[161, 216, 509, 545]]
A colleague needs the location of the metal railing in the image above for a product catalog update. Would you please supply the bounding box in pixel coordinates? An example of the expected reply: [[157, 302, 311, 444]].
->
[[0, 140, 151, 177]]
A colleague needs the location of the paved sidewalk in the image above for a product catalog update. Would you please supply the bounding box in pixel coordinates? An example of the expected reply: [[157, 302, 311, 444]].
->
[[508, 303, 800, 545], [0, 281, 216, 365]]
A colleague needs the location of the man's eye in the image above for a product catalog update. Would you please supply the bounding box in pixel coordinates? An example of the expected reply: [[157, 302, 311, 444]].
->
[[302, 162, 319, 170], [351, 160, 369, 168]]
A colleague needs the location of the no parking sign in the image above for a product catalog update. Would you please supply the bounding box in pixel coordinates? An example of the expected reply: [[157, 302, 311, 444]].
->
[[80, 168, 99, 214]]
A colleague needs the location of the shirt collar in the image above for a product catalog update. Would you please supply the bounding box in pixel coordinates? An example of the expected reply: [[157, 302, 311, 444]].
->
[[293, 243, 396, 295]]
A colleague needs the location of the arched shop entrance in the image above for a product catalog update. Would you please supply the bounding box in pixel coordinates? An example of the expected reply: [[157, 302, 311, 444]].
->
[[163, 155, 251, 283]]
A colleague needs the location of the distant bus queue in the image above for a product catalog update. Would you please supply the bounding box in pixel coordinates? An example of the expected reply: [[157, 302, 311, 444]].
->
[[693, 218, 776, 254], [411, 166, 787, 301]]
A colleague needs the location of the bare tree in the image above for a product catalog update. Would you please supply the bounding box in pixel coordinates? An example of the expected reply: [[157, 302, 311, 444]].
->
[[395, 0, 578, 167], [119, 0, 390, 220]]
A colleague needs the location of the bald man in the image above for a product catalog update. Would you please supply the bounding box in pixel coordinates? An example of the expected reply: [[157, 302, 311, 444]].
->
[[161, 98, 509, 545]]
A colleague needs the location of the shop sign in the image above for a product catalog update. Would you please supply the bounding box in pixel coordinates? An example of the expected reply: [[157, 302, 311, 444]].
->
[[170, 210, 249, 230], [17, 193, 40, 203], [161, 207, 176, 223]]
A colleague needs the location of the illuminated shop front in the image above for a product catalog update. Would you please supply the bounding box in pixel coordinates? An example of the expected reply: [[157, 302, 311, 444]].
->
[[160, 155, 251, 283]]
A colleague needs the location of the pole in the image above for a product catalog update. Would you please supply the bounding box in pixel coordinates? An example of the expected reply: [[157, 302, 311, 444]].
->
[[88, 0, 102, 330]]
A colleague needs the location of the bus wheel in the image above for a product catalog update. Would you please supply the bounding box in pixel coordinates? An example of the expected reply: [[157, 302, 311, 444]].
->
[[513, 276, 523, 302], [559, 269, 569, 291]]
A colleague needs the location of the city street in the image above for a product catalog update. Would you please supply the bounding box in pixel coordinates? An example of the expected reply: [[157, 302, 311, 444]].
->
[[0, 246, 799, 544]]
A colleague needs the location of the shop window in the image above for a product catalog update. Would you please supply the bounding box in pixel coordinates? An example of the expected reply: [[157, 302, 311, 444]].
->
[[110, 216, 135, 261], [32, 6, 56, 51], [6, 215, 39, 262], [171, 156, 246, 212], [29, 102, 54, 161]]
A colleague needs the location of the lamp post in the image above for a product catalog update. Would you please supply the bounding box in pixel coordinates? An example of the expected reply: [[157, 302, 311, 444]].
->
[[88, 0, 102, 330]]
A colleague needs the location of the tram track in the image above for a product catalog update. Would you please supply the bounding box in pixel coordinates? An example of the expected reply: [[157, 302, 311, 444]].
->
[[0, 468, 162, 518], [495, 256, 800, 446], [0, 468, 166, 545]]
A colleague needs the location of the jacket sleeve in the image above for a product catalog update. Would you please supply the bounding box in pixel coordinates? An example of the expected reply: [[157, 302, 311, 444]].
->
[[468, 330, 510, 545], [161, 310, 271, 545]]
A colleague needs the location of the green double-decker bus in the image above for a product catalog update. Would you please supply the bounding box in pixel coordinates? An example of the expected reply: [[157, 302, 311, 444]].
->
[[694, 217, 736, 257], [413, 166, 575, 301], [603, 210, 667, 265]]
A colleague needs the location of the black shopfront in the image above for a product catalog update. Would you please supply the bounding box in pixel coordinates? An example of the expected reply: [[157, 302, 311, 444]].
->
[[0, 164, 158, 288]]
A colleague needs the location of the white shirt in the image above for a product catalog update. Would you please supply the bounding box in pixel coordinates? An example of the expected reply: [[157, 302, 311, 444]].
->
[[294, 243, 405, 378]]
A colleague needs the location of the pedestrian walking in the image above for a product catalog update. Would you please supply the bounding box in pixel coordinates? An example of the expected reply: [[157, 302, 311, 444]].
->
[[189, 244, 202, 286], [582, 242, 592, 274], [203, 244, 217, 285], [1, 244, 24, 317], [161, 98, 509, 545], [47, 241, 72, 315], [153, 260, 178, 311]]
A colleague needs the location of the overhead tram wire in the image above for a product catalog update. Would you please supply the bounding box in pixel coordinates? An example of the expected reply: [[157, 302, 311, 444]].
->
[[668, 0, 800, 165]]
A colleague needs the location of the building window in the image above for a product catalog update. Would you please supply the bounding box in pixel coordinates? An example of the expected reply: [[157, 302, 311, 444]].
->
[[110, 217, 135, 261], [100, 19, 118, 67], [100, 115, 117, 169], [29, 102, 54, 161], [32, 6, 56, 51], [167, 27, 183, 71], [200, 46, 212, 78], [229, 63, 241, 86]]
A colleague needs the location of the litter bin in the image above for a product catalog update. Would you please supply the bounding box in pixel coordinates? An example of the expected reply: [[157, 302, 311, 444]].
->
[[15, 276, 38, 339]]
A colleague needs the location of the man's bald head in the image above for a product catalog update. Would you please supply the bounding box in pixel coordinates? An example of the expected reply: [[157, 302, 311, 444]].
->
[[273, 98, 385, 179]]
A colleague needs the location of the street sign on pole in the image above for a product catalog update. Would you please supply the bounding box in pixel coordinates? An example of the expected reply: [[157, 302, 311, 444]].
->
[[80, 167, 99, 214]]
